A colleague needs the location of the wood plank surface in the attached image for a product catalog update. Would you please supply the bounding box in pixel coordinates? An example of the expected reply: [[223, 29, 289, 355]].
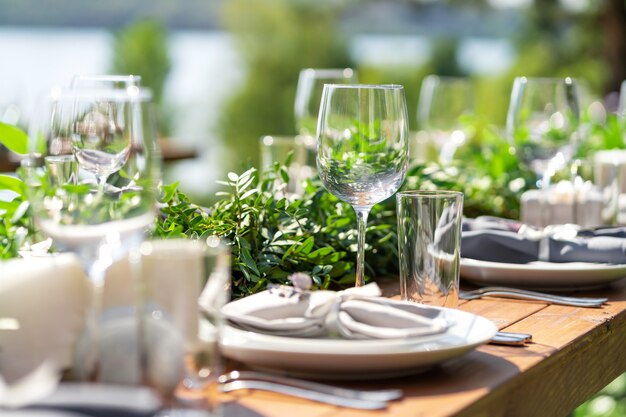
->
[[221, 279, 626, 417]]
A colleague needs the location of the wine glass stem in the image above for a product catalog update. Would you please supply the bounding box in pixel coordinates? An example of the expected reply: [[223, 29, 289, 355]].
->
[[540, 170, 552, 227], [74, 261, 106, 381], [96, 175, 108, 194], [354, 207, 371, 288]]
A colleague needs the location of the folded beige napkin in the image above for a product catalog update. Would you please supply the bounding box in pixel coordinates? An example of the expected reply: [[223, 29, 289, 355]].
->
[[222, 283, 449, 340]]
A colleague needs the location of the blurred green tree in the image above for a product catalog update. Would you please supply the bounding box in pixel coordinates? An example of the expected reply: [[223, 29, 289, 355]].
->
[[218, 0, 354, 172], [110, 19, 172, 135]]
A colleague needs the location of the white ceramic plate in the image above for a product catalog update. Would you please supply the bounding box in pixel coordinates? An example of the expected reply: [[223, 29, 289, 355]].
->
[[460, 258, 626, 290], [219, 307, 496, 380]]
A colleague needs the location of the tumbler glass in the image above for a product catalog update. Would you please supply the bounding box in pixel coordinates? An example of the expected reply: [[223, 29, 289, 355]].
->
[[134, 237, 230, 415], [397, 190, 464, 307]]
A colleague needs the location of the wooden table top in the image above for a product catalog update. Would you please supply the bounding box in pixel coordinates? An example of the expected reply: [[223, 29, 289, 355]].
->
[[0, 138, 198, 172], [219, 278, 626, 417]]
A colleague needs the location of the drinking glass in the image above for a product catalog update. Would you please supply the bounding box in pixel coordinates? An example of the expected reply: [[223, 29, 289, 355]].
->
[[397, 190, 464, 307], [259, 135, 310, 195], [295, 68, 357, 170], [70, 74, 142, 91], [23, 86, 161, 380], [295, 68, 357, 138], [317, 84, 409, 287], [416, 75, 474, 165], [134, 237, 230, 416], [506, 77, 581, 189]]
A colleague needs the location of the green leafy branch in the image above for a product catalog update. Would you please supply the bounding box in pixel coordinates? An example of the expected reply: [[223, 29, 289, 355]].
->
[[0, 122, 31, 259], [154, 161, 398, 298]]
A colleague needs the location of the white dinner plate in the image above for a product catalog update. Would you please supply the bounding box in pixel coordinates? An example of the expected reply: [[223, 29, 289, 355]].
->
[[460, 258, 626, 290], [219, 307, 496, 380]]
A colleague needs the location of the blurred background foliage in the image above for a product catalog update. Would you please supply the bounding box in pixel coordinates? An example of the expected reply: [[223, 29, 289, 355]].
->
[[109, 19, 173, 135], [212, 0, 625, 173], [217, 0, 354, 172]]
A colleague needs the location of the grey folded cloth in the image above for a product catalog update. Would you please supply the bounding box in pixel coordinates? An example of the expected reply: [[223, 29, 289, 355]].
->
[[221, 283, 449, 340], [462, 216, 626, 264]]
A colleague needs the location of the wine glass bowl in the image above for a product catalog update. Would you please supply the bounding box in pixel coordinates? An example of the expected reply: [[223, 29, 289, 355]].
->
[[416, 75, 474, 165], [506, 76, 580, 188], [317, 84, 409, 287], [295, 68, 357, 138], [70, 74, 142, 91], [23, 86, 160, 380], [71, 95, 133, 185]]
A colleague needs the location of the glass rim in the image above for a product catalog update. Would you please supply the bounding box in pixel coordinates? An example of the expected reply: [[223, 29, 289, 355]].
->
[[514, 76, 576, 85], [423, 75, 471, 83], [259, 135, 300, 145], [299, 68, 355, 77], [323, 83, 404, 90], [71, 74, 142, 84], [42, 85, 154, 102], [138, 236, 227, 258], [396, 190, 464, 199]]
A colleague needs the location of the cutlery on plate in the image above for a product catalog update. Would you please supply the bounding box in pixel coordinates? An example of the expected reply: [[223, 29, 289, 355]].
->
[[459, 286, 607, 307], [219, 371, 403, 402], [220, 380, 389, 410]]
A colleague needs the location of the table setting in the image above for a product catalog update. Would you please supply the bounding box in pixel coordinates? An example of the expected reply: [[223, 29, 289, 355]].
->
[[2, 70, 626, 417]]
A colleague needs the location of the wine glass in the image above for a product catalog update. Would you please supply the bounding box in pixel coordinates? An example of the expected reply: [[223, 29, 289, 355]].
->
[[23, 86, 161, 380], [416, 75, 474, 165], [317, 84, 409, 287], [295, 68, 357, 170], [70, 74, 142, 90], [506, 77, 581, 189]]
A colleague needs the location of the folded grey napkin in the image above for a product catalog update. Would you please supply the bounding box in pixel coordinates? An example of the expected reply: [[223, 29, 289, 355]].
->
[[462, 216, 626, 264], [221, 283, 449, 340]]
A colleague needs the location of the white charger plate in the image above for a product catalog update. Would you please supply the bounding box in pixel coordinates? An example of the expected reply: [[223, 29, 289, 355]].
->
[[460, 258, 626, 290], [219, 307, 496, 380]]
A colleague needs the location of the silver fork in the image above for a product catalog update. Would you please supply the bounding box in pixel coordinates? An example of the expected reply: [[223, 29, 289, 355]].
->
[[219, 370, 402, 402], [220, 380, 388, 409], [459, 286, 607, 308], [219, 371, 397, 410]]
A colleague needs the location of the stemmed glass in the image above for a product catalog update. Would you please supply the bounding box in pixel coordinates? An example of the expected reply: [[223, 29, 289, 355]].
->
[[295, 68, 357, 169], [416, 75, 474, 165], [295, 68, 357, 138], [23, 86, 160, 380], [506, 77, 581, 189], [317, 84, 409, 287], [71, 74, 142, 90]]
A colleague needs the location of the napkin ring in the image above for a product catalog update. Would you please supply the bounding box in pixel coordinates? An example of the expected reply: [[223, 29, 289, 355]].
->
[[267, 284, 308, 300], [268, 273, 313, 300]]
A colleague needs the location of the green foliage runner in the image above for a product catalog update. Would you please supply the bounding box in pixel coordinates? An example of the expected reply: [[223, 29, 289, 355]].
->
[[155, 159, 398, 299]]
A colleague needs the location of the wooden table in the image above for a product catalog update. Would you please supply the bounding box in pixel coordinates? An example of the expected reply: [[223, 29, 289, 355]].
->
[[0, 138, 198, 172], [219, 278, 626, 417]]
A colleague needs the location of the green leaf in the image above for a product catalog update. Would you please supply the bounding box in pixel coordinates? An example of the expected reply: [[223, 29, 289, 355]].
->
[[0, 175, 25, 194], [239, 246, 260, 276], [161, 182, 180, 203], [0, 122, 28, 155], [240, 188, 259, 200], [11, 200, 29, 223], [296, 236, 314, 255]]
